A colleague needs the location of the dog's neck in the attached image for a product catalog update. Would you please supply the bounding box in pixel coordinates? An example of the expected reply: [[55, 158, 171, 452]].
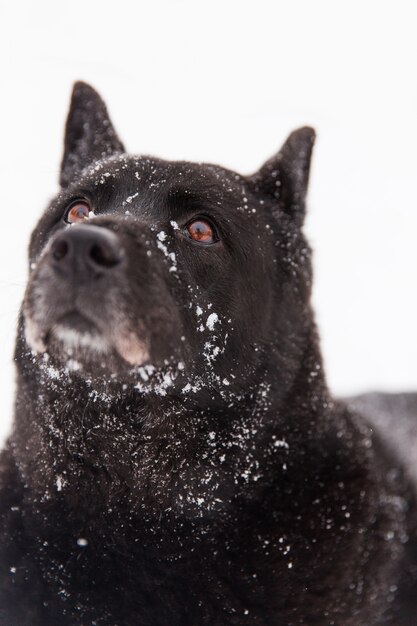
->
[[11, 327, 356, 522]]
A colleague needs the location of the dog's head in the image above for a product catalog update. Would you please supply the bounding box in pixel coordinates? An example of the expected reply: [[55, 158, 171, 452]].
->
[[21, 82, 315, 401]]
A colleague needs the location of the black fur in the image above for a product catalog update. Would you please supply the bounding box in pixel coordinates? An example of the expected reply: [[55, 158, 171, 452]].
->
[[1, 82, 416, 625]]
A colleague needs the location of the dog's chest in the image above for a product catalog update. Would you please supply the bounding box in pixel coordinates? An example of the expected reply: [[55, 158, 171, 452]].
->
[[6, 473, 390, 626], [15, 506, 295, 625]]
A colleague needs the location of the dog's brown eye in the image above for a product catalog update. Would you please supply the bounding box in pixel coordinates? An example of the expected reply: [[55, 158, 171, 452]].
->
[[186, 219, 216, 244], [65, 201, 92, 224]]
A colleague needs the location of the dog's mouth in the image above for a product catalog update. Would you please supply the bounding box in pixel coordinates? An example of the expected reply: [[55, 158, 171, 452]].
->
[[23, 304, 188, 396], [55, 311, 99, 335], [24, 307, 150, 370], [48, 311, 111, 355]]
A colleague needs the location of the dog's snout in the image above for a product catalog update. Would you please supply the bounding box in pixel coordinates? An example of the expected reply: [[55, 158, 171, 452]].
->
[[49, 225, 123, 278]]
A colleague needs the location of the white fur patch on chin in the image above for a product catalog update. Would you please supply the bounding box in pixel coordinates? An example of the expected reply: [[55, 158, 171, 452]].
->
[[54, 326, 111, 354]]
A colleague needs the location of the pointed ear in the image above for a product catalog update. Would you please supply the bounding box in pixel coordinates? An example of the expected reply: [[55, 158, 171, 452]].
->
[[60, 82, 125, 187], [249, 127, 316, 226]]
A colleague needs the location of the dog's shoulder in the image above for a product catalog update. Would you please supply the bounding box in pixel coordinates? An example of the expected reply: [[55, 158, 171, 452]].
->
[[0, 445, 23, 510], [0, 445, 26, 568], [0, 447, 44, 626]]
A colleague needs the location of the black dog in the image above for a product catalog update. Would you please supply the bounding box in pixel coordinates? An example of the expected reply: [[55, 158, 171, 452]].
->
[[0, 82, 416, 625]]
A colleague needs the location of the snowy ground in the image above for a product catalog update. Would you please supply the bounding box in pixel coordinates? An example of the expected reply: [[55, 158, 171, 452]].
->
[[0, 0, 416, 446]]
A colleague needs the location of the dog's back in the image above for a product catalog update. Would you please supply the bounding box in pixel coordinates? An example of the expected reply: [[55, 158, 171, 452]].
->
[[347, 392, 417, 488], [346, 392, 417, 625]]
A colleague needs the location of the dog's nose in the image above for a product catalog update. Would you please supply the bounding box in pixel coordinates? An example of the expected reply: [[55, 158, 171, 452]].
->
[[49, 225, 123, 279]]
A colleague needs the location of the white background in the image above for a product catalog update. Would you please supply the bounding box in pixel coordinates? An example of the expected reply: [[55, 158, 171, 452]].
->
[[0, 1, 416, 445]]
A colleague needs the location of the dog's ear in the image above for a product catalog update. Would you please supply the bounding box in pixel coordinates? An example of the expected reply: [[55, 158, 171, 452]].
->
[[249, 127, 316, 226], [60, 82, 125, 187]]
